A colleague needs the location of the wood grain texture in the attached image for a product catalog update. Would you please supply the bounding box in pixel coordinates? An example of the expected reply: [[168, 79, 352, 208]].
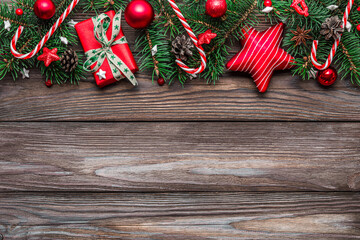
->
[[1, 11, 359, 121], [0, 192, 360, 239], [1, 70, 360, 121], [1, 122, 359, 192]]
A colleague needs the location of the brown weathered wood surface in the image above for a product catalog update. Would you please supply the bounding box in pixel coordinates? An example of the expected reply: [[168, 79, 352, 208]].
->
[[1, 2, 360, 239], [1, 192, 360, 239], [2, 70, 360, 121], [0, 122, 359, 192], [0, 15, 359, 121]]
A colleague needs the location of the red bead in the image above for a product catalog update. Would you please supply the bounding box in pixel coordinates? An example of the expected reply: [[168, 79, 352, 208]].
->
[[206, 0, 227, 18], [16, 8, 23, 16], [125, 0, 154, 29], [357, 24, 360, 31], [34, 0, 56, 20], [316, 66, 337, 87], [157, 77, 165, 86], [264, 0, 272, 7], [45, 79, 53, 87]]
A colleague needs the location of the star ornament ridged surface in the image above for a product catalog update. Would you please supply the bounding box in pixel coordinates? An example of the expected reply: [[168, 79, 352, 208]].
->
[[37, 47, 60, 67], [226, 23, 295, 93]]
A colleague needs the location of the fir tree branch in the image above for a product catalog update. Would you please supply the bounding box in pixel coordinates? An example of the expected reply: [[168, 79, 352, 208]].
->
[[146, 29, 160, 77], [206, 0, 257, 55], [340, 42, 357, 73], [187, 18, 221, 32], [157, 0, 175, 28], [104, 0, 115, 9], [0, 15, 30, 27], [56, 0, 68, 11], [15, 0, 33, 10], [5, 38, 32, 70]]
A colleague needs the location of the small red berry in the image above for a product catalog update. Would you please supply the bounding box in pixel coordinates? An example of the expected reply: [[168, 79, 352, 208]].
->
[[45, 79, 53, 87], [15, 8, 23, 16], [357, 24, 360, 31], [157, 77, 165, 86], [264, 0, 272, 7]]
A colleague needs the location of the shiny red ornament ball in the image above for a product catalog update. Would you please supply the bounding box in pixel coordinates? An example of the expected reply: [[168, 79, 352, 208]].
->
[[205, 0, 227, 18], [264, 0, 272, 7], [357, 24, 360, 31], [16, 8, 23, 16], [125, 0, 154, 29], [357, 6, 360, 11], [316, 66, 337, 87], [45, 79, 53, 87], [34, 0, 56, 20], [157, 77, 165, 86]]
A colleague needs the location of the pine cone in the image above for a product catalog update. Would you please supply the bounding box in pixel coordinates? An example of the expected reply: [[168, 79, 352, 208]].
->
[[320, 16, 344, 40], [171, 35, 194, 61], [60, 49, 79, 73]]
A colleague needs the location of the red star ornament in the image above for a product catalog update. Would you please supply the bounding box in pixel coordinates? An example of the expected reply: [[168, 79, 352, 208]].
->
[[198, 29, 217, 45], [37, 47, 60, 67], [226, 23, 295, 93]]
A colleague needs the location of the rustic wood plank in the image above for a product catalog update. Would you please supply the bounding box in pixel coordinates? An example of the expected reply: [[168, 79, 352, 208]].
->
[[1, 122, 359, 192], [1, 69, 360, 121], [0, 192, 359, 239]]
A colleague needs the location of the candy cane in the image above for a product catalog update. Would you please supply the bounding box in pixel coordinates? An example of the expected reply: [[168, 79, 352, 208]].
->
[[11, 0, 80, 59], [167, 0, 207, 75], [311, 0, 353, 70]]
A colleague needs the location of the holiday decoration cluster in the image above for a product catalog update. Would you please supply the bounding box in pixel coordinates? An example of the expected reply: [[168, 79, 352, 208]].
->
[[0, 0, 359, 91]]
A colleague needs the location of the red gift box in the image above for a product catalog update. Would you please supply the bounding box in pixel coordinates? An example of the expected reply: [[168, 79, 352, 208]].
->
[[75, 11, 138, 88]]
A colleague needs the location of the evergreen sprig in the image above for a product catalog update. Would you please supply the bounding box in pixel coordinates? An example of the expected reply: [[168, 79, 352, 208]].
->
[[262, 0, 360, 86], [85, 0, 259, 85], [0, 0, 85, 84]]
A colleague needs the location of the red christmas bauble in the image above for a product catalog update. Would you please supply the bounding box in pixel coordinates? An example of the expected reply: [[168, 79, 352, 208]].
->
[[34, 0, 56, 20], [316, 66, 337, 87], [357, 24, 360, 31], [16, 8, 23, 16], [157, 77, 165, 86], [125, 0, 154, 29], [45, 79, 53, 87], [205, 0, 227, 18], [264, 0, 272, 7]]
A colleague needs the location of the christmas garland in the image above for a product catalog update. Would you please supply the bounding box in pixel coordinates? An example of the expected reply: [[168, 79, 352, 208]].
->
[[0, 0, 359, 91]]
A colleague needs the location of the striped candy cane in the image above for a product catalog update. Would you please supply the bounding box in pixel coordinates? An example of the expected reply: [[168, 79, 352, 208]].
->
[[167, 0, 207, 75], [11, 0, 80, 59], [311, 0, 353, 70]]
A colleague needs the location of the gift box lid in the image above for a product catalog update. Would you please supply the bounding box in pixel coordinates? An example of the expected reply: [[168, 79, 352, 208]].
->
[[75, 10, 138, 87]]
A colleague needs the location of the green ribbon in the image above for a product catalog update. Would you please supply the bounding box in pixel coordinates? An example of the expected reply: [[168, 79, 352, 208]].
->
[[84, 11, 137, 86]]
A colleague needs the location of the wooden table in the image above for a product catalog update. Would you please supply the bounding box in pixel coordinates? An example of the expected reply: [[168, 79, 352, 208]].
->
[[1, 11, 360, 240]]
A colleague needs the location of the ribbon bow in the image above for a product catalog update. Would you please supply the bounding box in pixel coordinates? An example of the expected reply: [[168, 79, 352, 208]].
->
[[84, 11, 137, 86]]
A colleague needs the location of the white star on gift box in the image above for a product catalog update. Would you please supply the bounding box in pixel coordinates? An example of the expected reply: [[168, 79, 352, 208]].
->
[[96, 69, 106, 80]]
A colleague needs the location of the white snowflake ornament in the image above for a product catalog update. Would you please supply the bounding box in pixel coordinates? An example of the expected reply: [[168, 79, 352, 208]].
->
[[151, 45, 158, 56], [327, 5, 339, 11], [60, 36, 69, 45], [262, 7, 273, 13], [68, 19, 78, 28], [21, 68, 30, 79], [4, 20, 11, 31]]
